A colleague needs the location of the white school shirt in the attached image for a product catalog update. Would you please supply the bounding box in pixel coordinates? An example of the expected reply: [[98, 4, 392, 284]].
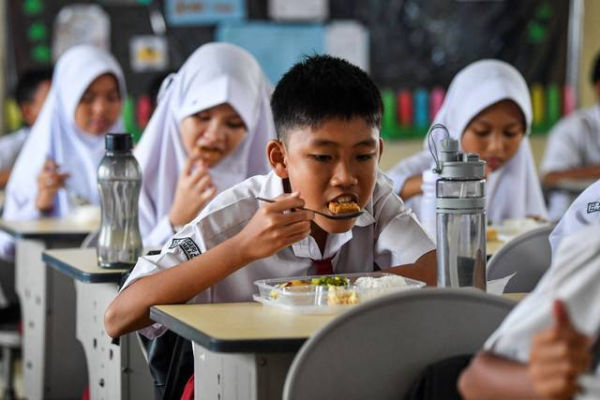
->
[[122, 170, 435, 339], [541, 104, 600, 220], [484, 226, 600, 397], [386, 150, 431, 217], [0, 127, 29, 172], [548, 179, 600, 257]]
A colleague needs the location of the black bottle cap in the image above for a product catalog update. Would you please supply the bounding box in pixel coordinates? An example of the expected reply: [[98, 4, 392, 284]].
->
[[105, 133, 133, 152]]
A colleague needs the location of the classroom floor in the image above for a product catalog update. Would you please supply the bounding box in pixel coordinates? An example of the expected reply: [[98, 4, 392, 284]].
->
[[0, 356, 24, 400]]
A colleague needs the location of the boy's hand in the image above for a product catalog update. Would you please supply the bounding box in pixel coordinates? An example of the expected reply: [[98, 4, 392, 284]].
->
[[169, 158, 217, 227], [36, 160, 70, 211], [529, 300, 591, 400], [236, 193, 313, 262]]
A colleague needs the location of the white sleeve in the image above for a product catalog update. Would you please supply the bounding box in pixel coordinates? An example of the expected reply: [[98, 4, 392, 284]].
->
[[548, 180, 600, 256], [540, 116, 584, 175], [484, 227, 600, 363], [373, 187, 435, 267], [120, 223, 208, 339], [386, 150, 432, 195]]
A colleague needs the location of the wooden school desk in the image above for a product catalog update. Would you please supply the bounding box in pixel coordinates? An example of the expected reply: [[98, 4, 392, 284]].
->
[[0, 218, 96, 399], [42, 247, 154, 400], [150, 291, 525, 400], [150, 302, 337, 400]]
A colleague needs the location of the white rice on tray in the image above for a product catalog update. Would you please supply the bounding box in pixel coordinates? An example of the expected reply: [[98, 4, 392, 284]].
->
[[354, 275, 407, 289]]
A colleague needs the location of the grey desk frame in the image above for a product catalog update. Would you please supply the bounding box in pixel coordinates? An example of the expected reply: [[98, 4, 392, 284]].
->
[[149, 304, 331, 400], [43, 248, 154, 400], [0, 220, 91, 400]]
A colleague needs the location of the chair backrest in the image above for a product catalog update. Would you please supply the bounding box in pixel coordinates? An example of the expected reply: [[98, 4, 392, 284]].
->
[[487, 225, 554, 293], [283, 288, 515, 400]]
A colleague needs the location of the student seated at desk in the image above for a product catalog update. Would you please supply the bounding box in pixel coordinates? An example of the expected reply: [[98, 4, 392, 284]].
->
[[0, 45, 125, 259], [0, 68, 52, 189], [105, 55, 436, 339], [459, 225, 600, 400], [387, 60, 547, 232], [135, 43, 275, 247], [541, 53, 600, 220]]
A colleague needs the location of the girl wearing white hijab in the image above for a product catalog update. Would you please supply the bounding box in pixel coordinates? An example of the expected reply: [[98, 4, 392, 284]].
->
[[0, 45, 125, 258], [392, 60, 548, 235], [134, 43, 276, 247]]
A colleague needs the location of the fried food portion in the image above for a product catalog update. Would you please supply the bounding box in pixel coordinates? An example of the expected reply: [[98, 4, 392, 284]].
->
[[328, 201, 360, 214], [194, 146, 222, 162]]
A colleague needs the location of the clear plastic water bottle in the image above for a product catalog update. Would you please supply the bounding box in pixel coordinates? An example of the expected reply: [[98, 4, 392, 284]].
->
[[97, 133, 142, 268], [428, 128, 487, 290]]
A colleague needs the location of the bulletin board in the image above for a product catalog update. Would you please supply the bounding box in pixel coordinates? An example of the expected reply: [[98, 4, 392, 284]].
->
[[6, 0, 571, 137]]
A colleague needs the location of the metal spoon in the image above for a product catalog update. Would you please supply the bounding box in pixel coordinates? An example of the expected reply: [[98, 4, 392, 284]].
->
[[256, 197, 363, 220]]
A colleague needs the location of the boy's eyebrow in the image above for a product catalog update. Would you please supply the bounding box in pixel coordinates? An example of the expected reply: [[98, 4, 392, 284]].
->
[[354, 138, 378, 147], [310, 138, 378, 147]]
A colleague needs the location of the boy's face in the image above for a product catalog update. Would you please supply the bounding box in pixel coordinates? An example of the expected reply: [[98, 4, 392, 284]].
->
[[269, 117, 382, 233]]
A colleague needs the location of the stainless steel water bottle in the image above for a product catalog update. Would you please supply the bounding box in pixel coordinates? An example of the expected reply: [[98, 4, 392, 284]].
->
[[97, 133, 142, 268]]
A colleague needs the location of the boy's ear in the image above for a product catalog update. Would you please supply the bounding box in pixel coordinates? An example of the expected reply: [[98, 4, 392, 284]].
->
[[378, 137, 384, 162], [267, 139, 288, 179]]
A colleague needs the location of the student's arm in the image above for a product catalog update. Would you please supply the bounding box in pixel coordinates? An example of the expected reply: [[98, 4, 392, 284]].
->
[[459, 300, 592, 400], [104, 194, 313, 338], [384, 249, 436, 286], [542, 166, 600, 186], [458, 351, 539, 400], [399, 174, 423, 200]]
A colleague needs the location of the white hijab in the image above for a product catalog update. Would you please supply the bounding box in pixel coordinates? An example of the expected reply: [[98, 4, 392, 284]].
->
[[134, 42, 276, 247], [3, 45, 126, 220], [423, 59, 548, 224]]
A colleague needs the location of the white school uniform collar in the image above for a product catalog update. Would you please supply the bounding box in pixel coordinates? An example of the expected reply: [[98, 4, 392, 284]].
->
[[257, 171, 377, 260]]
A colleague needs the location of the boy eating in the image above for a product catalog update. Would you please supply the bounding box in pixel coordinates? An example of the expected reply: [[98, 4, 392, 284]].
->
[[105, 55, 436, 339]]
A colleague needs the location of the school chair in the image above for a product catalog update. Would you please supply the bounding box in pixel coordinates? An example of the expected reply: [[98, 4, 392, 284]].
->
[[487, 225, 554, 293], [283, 288, 515, 400]]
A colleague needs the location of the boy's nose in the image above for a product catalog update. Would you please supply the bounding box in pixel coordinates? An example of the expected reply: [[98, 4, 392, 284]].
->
[[331, 162, 358, 187]]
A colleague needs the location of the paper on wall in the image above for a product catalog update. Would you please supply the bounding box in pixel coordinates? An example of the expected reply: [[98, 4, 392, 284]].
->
[[130, 35, 169, 72], [52, 4, 110, 61], [165, 0, 245, 26], [325, 21, 369, 73], [268, 0, 328, 21]]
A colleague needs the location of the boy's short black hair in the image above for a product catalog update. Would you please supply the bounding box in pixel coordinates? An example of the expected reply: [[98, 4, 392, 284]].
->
[[592, 52, 600, 86], [271, 55, 383, 142], [14, 68, 53, 106]]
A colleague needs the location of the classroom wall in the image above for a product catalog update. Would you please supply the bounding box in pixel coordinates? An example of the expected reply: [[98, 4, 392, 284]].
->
[[579, 0, 600, 107]]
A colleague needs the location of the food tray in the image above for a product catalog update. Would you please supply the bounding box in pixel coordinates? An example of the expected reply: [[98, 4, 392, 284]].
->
[[253, 272, 425, 314]]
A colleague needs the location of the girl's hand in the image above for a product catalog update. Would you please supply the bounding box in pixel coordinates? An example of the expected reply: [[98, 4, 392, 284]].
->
[[529, 300, 592, 400], [169, 158, 217, 227], [36, 160, 70, 212], [235, 193, 314, 262]]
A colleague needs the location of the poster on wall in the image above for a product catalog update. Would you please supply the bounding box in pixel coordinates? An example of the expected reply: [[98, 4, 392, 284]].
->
[[165, 0, 245, 26], [52, 4, 110, 60], [216, 23, 325, 84], [268, 0, 328, 21], [326, 21, 369, 73], [130, 35, 169, 72]]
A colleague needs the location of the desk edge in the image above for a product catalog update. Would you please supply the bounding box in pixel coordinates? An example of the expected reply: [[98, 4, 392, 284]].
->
[[149, 306, 307, 353], [42, 252, 125, 283]]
